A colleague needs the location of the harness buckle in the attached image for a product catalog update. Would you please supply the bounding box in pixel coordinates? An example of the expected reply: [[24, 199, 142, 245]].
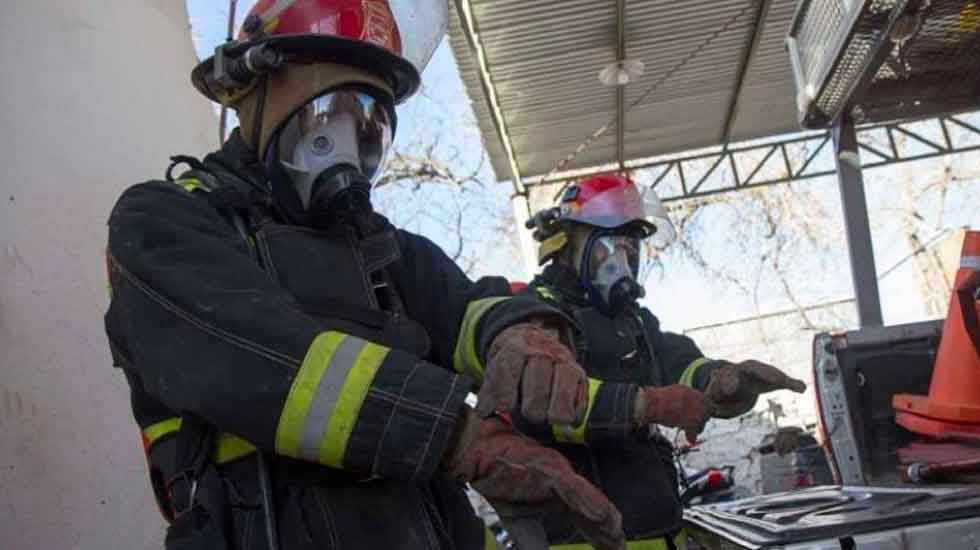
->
[[166, 471, 200, 518]]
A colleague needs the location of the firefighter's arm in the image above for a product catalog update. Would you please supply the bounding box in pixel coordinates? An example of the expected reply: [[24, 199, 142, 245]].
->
[[547, 376, 714, 446], [396, 233, 588, 426], [106, 182, 470, 482], [659, 331, 806, 420], [548, 377, 640, 445], [549, 328, 720, 447], [660, 331, 724, 390]]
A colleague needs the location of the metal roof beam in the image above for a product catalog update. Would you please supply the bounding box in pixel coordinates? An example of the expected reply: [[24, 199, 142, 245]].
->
[[616, 0, 626, 171], [720, 0, 772, 147], [525, 113, 980, 203], [454, 0, 526, 195]]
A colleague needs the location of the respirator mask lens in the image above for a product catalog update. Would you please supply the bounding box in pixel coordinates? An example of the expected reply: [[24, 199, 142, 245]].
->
[[584, 233, 645, 313], [275, 90, 392, 210]]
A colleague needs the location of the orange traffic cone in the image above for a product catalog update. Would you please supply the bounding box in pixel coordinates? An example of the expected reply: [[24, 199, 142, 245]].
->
[[894, 230, 980, 440]]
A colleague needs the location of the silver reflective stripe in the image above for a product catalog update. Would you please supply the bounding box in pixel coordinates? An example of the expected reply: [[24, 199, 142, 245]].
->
[[297, 336, 367, 461], [962, 256, 980, 270]]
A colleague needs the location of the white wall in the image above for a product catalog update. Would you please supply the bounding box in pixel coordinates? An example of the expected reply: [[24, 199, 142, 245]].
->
[[0, 2, 216, 548]]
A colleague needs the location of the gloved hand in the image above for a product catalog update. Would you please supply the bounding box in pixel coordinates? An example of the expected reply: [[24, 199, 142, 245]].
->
[[706, 360, 807, 418], [773, 427, 803, 457], [477, 322, 588, 425], [444, 412, 625, 550], [633, 385, 712, 444]]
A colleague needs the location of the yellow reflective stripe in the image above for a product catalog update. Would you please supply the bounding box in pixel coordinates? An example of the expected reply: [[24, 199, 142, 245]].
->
[[679, 357, 711, 388], [276, 331, 390, 467], [484, 527, 496, 550], [535, 286, 558, 302], [213, 433, 257, 464], [552, 531, 686, 550], [143, 418, 182, 446], [143, 417, 257, 464], [276, 331, 348, 458], [452, 297, 510, 380], [175, 177, 208, 194], [552, 378, 602, 444], [537, 232, 568, 265], [950, 1, 980, 42], [318, 341, 388, 467]]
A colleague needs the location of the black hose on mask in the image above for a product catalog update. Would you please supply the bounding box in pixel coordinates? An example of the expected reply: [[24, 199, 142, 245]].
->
[[607, 278, 645, 317], [307, 164, 373, 229]]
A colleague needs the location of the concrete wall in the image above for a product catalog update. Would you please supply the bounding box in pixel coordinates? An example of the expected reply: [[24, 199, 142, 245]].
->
[[0, 2, 216, 548]]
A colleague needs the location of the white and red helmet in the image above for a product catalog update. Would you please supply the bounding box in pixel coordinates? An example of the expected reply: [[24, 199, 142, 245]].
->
[[192, 0, 447, 104], [534, 173, 675, 265]]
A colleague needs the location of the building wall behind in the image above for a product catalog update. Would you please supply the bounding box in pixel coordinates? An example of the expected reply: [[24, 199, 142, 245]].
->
[[0, 2, 216, 548]]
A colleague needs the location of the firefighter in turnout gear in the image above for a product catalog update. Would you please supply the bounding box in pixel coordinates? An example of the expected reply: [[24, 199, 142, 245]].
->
[[520, 173, 808, 549], [103, 2, 625, 549]]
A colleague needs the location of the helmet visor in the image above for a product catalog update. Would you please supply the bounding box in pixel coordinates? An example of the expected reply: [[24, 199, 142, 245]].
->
[[565, 184, 677, 248], [248, 0, 447, 74], [389, 0, 448, 72], [275, 90, 392, 185]]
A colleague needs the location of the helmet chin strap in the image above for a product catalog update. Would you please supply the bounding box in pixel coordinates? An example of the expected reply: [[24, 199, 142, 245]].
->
[[250, 75, 270, 157]]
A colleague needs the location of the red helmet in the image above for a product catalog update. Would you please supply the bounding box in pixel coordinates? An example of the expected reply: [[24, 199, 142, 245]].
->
[[532, 174, 675, 265], [192, 0, 447, 104]]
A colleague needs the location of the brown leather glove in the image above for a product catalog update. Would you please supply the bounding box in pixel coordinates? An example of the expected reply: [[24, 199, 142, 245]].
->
[[633, 385, 712, 444], [478, 322, 588, 425], [706, 360, 807, 418], [773, 427, 803, 457], [444, 411, 625, 550]]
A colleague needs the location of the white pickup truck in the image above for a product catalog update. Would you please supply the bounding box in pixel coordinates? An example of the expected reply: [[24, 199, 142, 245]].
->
[[684, 320, 980, 550]]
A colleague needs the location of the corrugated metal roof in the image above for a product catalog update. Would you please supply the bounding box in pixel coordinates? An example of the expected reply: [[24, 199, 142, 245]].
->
[[448, 0, 802, 185]]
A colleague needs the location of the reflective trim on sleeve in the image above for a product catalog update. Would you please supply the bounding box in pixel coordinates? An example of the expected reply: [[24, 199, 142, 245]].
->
[[277, 332, 347, 458], [679, 357, 712, 388], [552, 378, 602, 444], [318, 341, 388, 467], [275, 331, 389, 468], [452, 297, 510, 379]]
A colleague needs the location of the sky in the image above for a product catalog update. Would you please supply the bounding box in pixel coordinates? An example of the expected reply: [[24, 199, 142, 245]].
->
[[183, 1, 979, 338]]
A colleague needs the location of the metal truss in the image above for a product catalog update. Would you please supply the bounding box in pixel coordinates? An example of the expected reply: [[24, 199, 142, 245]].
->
[[526, 113, 980, 203]]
